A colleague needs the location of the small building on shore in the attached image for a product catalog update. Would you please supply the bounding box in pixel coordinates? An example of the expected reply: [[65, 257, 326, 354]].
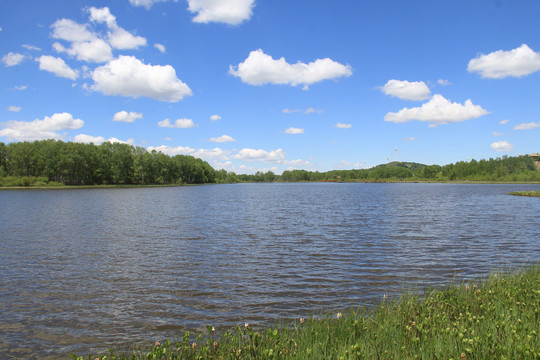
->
[[530, 153, 540, 170]]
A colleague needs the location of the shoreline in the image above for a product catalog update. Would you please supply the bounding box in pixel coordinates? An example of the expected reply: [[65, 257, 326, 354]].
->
[[2, 180, 540, 190], [72, 266, 539, 360]]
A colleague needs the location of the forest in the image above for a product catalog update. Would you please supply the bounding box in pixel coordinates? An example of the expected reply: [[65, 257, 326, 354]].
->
[[0, 140, 538, 187]]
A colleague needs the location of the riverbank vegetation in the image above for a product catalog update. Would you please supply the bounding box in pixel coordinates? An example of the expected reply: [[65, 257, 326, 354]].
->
[[1, 140, 539, 187], [73, 266, 539, 359], [508, 191, 540, 197]]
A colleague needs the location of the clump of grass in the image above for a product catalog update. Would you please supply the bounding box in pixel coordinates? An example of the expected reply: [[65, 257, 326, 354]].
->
[[508, 191, 540, 197], [73, 267, 539, 360]]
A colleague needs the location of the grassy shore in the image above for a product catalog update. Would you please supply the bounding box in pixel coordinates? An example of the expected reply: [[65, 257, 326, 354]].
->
[[508, 191, 540, 197], [73, 266, 539, 360]]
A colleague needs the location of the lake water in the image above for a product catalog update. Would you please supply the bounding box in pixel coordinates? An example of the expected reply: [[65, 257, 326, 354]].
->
[[1, 183, 539, 359]]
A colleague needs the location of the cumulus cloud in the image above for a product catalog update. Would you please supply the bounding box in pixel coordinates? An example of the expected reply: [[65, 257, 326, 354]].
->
[[2, 52, 26, 66], [335, 122, 352, 129], [51, 18, 95, 42], [73, 134, 131, 145], [51, 8, 146, 64], [91, 56, 192, 102], [112, 111, 143, 123], [380, 79, 431, 101], [492, 132, 503, 136], [63, 38, 113, 63], [108, 27, 147, 50], [0, 112, 83, 141], [229, 49, 352, 89], [384, 94, 489, 126], [8, 106, 21, 112], [37, 55, 78, 80], [192, 147, 231, 160], [209, 134, 235, 143], [148, 145, 196, 156], [14, 85, 27, 91], [499, 119, 510, 125], [284, 127, 304, 134], [187, 0, 255, 25], [513, 121, 540, 130], [154, 43, 166, 53], [158, 118, 196, 128], [232, 148, 286, 163], [490, 140, 514, 152], [210, 114, 222, 121], [467, 44, 540, 79]]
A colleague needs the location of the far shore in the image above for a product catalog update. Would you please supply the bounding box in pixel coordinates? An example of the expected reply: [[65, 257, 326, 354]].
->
[[2, 179, 540, 191]]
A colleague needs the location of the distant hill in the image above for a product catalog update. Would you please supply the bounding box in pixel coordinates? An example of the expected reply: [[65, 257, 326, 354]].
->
[[373, 161, 426, 172]]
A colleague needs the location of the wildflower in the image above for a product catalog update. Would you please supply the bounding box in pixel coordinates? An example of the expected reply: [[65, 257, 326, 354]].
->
[[412, 321, 416, 327], [300, 318, 305, 324], [383, 294, 388, 299], [466, 284, 470, 291], [461, 353, 467, 359], [192, 342, 197, 350], [213, 341, 218, 349], [337, 312, 342, 319], [155, 341, 161, 346], [211, 326, 216, 333], [245, 323, 250, 329]]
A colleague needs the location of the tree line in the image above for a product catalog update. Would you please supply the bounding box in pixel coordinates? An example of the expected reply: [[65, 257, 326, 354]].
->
[[0, 140, 225, 186], [0, 140, 538, 186]]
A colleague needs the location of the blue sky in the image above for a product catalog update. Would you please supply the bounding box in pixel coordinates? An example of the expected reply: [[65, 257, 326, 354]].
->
[[1, 0, 539, 174]]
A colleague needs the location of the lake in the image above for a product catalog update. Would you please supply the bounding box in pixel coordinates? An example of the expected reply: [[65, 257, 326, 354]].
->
[[1, 183, 539, 359]]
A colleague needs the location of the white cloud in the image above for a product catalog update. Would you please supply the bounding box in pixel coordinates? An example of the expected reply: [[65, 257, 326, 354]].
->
[[2, 52, 26, 66], [380, 79, 431, 101], [233, 148, 286, 163], [209, 134, 235, 143], [74, 134, 130, 145], [404, 137, 418, 141], [154, 43, 166, 53], [129, 0, 171, 9], [112, 111, 143, 123], [8, 106, 21, 112], [229, 49, 353, 89], [499, 119, 510, 125], [147, 145, 196, 156], [88, 6, 117, 27], [284, 127, 304, 134], [210, 114, 222, 121], [51, 18, 95, 42], [158, 118, 196, 128], [490, 140, 514, 152], [467, 44, 540, 79], [0, 112, 83, 141], [192, 147, 231, 160], [384, 94, 489, 126], [91, 56, 192, 102], [492, 132, 503, 136], [282, 107, 323, 114], [65, 38, 113, 63], [37, 55, 78, 80], [335, 122, 352, 129], [22, 44, 41, 51], [14, 85, 27, 91], [438, 79, 451, 86], [513, 121, 540, 130], [108, 27, 147, 50], [187, 0, 255, 25]]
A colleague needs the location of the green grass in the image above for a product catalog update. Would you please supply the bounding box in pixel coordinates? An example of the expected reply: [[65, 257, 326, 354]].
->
[[73, 267, 539, 360], [508, 191, 540, 197]]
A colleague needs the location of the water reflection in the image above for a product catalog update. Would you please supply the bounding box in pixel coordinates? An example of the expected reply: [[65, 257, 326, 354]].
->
[[0, 183, 539, 358]]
